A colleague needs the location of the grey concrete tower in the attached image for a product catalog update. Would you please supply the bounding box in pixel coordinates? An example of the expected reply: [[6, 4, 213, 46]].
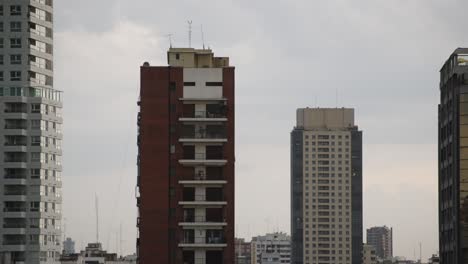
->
[[291, 108, 362, 264], [0, 0, 62, 263]]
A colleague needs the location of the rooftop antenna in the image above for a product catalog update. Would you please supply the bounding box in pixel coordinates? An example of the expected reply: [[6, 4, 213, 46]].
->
[[120, 223, 123, 257], [419, 242, 422, 263], [187, 20, 193, 48], [165, 34, 173, 48], [95, 194, 99, 243], [201, 25, 206, 49], [335, 88, 338, 108]]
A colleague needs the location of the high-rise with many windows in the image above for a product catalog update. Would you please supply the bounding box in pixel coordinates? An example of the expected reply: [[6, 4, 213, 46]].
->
[[0, 0, 62, 263], [366, 226, 392, 260], [137, 47, 234, 264], [291, 108, 362, 264], [439, 48, 468, 264]]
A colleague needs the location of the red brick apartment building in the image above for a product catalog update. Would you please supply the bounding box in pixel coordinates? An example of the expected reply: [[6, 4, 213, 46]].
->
[[137, 48, 235, 264]]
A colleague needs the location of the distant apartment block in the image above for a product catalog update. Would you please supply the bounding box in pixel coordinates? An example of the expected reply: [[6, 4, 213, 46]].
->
[[60, 242, 135, 264], [366, 226, 392, 260], [137, 48, 235, 264], [0, 0, 63, 263], [291, 108, 363, 264], [63, 237, 75, 255], [251, 232, 291, 264], [235, 238, 251, 264], [438, 48, 468, 264], [362, 244, 377, 264]]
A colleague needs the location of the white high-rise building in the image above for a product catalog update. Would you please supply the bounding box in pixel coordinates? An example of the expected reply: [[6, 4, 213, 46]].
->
[[251, 232, 291, 264], [291, 108, 363, 264], [0, 0, 62, 263]]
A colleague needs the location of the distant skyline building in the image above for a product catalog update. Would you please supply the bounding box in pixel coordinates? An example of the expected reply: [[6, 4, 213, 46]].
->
[[137, 48, 235, 263], [438, 48, 468, 264], [60, 242, 135, 264], [235, 238, 251, 264], [291, 108, 363, 264], [0, 0, 63, 263], [63, 237, 75, 255], [251, 232, 291, 264], [366, 226, 392, 260], [362, 244, 377, 264]]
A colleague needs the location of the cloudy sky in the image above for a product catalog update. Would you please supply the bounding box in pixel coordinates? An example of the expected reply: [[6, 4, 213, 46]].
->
[[54, 0, 468, 259]]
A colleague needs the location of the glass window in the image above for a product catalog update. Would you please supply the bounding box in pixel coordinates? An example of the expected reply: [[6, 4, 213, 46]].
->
[[10, 54, 21, 65], [0, 22, 3, 33], [10, 21, 21, 32], [0, 55, 3, 65], [0, 38, 3, 48], [0, 72, 3, 81], [10, 5, 21, 16], [0, 6, 3, 16], [10, 71, 21, 81], [9, 87, 22, 96], [10, 38, 21, 48]]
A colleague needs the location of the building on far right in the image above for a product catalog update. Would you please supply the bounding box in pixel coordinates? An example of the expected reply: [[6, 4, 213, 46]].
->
[[438, 48, 468, 264], [366, 226, 392, 260]]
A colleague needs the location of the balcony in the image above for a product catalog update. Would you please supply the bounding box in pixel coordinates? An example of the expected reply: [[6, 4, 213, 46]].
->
[[180, 188, 226, 206], [179, 111, 227, 122], [180, 146, 227, 166], [183, 251, 223, 264], [4, 103, 27, 114], [180, 209, 226, 227], [4, 120, 27, 130], [4, 185, 27, 196], [179, 230, 227, 248], [4, 169, 27, 180], [4, 153, 27, 163], [180, 125, 227, 143], [179, 168, 227, 185]]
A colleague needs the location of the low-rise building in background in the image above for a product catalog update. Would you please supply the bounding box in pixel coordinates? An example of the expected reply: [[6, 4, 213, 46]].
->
[[60, 242, 135, 264], [251, 232, 290, 264], [363, 244, 377, 264], [235, 238, 251, 264], [63, 238, 76, 255]]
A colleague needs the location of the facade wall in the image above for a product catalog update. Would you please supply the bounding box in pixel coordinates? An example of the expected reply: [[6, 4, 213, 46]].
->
[[0, 1, 61, 263], [291, 108, 362, 264], [138, 49, 235, 264], [438, 48, 468, 264]]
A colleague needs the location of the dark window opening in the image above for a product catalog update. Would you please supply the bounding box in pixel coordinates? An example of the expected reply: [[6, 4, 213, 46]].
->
[[206, 82, 223, 86], [184, 82, 195, 86]]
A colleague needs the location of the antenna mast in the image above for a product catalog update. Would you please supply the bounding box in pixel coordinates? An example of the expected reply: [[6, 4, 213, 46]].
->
[[201, 25, 205, 49], [187, 20, 193, 48], [95, 195, 99, 243], [166, 34, 173, 48]]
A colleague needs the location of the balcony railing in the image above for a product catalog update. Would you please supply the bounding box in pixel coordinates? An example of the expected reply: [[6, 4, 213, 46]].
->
[[4, 174, 27, 179], [183, 153, 225, 160], [181, 237, 226, 244], [182, 194, 224, 202], [3, 223, 26, 228], [3, 207, 27, 212], [191, 173, 224, 181], [183, 215, 224, 223], [3, 240, 26, 245], [183, 111, 227, 119], [4, 190, 27, 196], [181, 131, 226, 140]]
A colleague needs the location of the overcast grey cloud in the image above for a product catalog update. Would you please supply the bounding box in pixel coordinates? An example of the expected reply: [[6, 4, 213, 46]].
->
[[54, 0, 468, 259]]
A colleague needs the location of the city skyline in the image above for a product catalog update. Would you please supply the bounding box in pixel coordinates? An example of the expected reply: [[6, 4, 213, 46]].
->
[[42, 0, 468, 260]]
